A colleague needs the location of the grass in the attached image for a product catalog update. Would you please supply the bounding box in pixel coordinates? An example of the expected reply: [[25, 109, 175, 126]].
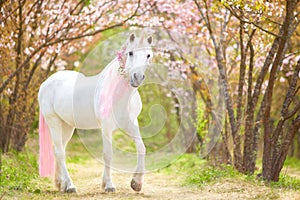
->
[[0, 132, 91, 198], [163, 154, 241, 187], [162, 154, 300, 191], [1, 133, 300, 199], [284, 156, 300, 170], [270, 175, 300, 190], [186, 165, 239, 186], [0, 150, 40, 196], [160, 153, 207, 175], [65, 132, 92, 164]]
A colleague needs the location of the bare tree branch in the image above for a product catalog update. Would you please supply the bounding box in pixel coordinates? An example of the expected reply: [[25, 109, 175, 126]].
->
[[284, 102, 300, 120], [0, 0, 142, 94], [222, 3, 280, 38]]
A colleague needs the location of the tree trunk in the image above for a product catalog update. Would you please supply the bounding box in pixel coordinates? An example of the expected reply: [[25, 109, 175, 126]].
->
[[1, 0, 23, 153], [0, 150, 2, 182], [289, 138, 295, 157], [194, 0, 243, 170], [297, 130, 300, 159], [221, 116, 232, 164], [0, 98, 6, 152], [242, 31, 257, 174], [262, 0, 297, 181], [2, 97, 16, 152], [269, 58, 300, 181], [271, 115, 300, 181]]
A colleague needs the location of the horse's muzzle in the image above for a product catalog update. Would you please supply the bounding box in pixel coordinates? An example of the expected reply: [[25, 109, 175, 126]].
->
[[130, 73, 145, 88]]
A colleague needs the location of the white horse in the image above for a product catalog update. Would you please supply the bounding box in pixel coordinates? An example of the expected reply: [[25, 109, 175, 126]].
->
[[38, 33, 153, 193]]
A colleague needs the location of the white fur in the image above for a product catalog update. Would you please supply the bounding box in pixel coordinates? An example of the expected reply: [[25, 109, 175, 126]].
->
[[38, 34, 152, 192]]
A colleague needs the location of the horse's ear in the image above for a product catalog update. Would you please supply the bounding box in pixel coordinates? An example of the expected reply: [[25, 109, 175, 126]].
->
[[147, 36, 153, 45], [129, 33, 135, 42]]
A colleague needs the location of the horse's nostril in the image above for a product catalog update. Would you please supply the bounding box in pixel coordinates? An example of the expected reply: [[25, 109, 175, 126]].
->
[[133, 73, 144, 82]]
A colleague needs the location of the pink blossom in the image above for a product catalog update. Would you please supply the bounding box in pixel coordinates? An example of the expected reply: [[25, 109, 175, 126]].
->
[[285, 71, 294, 77]]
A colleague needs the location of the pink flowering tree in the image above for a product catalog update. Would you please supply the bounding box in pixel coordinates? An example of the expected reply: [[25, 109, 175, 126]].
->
[[0, 0, 157, 152], [130, 0, 300, 181], [0, 0, 299, 183]]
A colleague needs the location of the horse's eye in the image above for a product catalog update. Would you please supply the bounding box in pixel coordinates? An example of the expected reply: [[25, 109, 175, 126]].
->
[[129, 51, 133, 56], [147, 54, 150, 59]]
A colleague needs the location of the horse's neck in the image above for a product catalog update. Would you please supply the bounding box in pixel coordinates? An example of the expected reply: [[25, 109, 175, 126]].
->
[[102, 58, 131, 90], [99, 58, 118, 77], [96, 57, 135, 119]]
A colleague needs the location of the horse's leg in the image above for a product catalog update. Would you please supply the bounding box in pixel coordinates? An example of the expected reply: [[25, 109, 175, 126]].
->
[[127, 119, 146, 192], [101, 125, 115, 192], [60, 122, 76, 192], [46, 115, 76, 193]]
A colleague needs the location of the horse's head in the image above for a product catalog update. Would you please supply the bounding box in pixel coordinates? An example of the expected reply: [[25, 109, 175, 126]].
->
[[122, 33, 153, 88]]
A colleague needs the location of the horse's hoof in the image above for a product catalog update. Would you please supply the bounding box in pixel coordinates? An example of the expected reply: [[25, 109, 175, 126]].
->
[[66, 186, 77, 193], [131, 179, 142, 192], [105, 187, 115, 192], [101, 182, 106, 189]]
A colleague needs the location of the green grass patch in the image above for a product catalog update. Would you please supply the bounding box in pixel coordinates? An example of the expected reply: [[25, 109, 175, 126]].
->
[[284, 156, 300, 170], [161, 153, 207, 175], [161, 153, 237, 186], [112, 130, 136, 153], [270, 174, 300, 190], [186, 165, 239, 186], [66, 155, 90, 165], [0, 151, 39, 194], [162, 153, 300, 191], [256, 156, 300, 172], [0, 132, 94, 198], [66, 132, 91, 165]]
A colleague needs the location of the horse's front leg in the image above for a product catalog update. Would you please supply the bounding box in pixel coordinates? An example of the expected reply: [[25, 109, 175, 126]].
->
[[101, 127, 115, 192], [127, 121, 146, 192]]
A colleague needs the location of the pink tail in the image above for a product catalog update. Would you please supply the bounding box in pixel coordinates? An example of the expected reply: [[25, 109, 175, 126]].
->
[[39, 112, 55, 177]]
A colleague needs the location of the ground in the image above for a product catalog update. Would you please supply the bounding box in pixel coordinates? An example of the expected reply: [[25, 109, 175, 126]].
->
[[7, 158, 297, 200], [2, 134, 300, 200]]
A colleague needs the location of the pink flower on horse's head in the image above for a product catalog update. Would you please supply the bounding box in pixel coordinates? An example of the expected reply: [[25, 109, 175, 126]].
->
[[117, 46, 127, 69], [117, 51, 123, 63]]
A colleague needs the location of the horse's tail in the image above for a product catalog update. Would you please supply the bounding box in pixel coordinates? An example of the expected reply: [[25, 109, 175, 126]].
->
[[39, 112, 55, 177]]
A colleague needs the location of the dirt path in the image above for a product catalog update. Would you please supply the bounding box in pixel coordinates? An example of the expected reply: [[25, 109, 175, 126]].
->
[[17, 136, 300, 200], [35, 159, 300, 200], [55, 160, 201, 200]]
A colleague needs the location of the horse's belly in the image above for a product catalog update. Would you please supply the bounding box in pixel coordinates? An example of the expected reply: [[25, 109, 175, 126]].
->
[[72, 81, 99, 129]]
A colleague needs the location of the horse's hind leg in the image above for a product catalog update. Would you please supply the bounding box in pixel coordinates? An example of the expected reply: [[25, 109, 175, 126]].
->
[[45, 114, 76, 193], [59, 121, 76, 192]]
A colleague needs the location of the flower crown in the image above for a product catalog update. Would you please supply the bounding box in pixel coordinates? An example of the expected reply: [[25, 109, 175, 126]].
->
[[117, 45, 127, 75]]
